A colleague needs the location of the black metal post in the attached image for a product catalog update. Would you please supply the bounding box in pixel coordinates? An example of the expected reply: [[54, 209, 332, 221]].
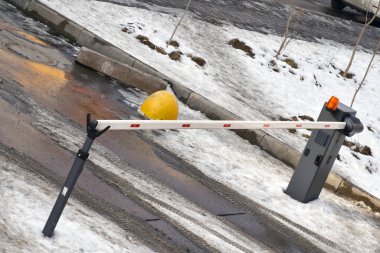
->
[[42, 114, 110, 237]]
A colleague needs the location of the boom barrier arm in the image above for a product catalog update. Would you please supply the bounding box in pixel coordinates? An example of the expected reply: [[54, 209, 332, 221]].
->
[[95, 120, 347, 131]]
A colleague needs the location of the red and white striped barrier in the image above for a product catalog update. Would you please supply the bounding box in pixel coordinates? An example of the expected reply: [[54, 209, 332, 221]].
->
[[95, 120, 346, 131]]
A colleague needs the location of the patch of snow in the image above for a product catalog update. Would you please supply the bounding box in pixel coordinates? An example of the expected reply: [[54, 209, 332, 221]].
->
[[0, 153, 153, 253], [40, 0, 380, 198]]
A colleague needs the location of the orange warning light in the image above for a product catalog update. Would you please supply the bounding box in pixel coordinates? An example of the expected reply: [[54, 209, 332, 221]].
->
[[326, 96, 339, 111]]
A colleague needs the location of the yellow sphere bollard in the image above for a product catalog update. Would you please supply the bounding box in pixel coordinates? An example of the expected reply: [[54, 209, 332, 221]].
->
[[140, 91, 179, 120]]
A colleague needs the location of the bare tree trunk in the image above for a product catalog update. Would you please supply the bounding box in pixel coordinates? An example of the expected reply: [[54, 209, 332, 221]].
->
[[167, 0, 192, 48], [350, 39, 380, 108], [343, 1, 380, 77], [275, 0, 296, 59]]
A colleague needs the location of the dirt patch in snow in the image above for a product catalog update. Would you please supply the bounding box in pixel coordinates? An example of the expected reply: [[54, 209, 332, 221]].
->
[[169, 51, 182, 61], [284, 58, 298, 69], [167, 40, 180, 48], [354, 145, 372, 156], [339, 70, 355, 79], [298, 115, 314, 121], [136, 35, 167, 55], [228, 39, 255, 58], [187, 54, 206, 66], [343, 140, 372, 156], [330, 63, 354, 79]]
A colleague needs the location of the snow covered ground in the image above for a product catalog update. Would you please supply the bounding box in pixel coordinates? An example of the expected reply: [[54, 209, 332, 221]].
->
[[40, 0, 380, 198], [0, 152, 153, 253]]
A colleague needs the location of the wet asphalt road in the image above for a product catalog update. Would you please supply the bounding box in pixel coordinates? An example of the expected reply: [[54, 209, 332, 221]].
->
[[0, 0, 355, 252], [99, 0, 380, 50]]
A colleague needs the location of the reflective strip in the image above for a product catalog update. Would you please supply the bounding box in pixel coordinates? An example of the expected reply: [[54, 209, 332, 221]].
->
[[62, 187, 68, 197]]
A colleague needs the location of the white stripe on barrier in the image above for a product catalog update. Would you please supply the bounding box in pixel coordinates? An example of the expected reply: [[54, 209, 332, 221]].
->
[[95, 120, 346, 131]]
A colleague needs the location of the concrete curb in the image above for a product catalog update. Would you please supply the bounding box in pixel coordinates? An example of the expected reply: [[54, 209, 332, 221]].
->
[[336, 180, 380, 213], [76, 47, 167, 94], [6, 0, 380, 212]]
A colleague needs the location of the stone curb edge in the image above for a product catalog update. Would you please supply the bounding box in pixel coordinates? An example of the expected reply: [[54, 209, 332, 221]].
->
[[76, 47, 167, 94], [7, 0, 379, 212]]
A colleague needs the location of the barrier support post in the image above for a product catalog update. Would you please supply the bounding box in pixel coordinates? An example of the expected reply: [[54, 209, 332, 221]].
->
[[285, 99, 363, 203], [42, 114, 109, 237]]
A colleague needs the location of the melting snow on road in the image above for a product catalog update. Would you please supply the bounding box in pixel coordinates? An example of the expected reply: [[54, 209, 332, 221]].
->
[[0, 153, 153, 253]]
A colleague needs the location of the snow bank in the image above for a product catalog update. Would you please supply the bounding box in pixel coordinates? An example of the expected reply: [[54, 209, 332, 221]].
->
[[0, 153, 153, 253]]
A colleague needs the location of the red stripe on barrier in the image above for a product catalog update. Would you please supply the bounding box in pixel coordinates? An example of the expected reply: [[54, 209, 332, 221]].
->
[[131, 124, 140, 128], [263, 124, 270, 128], [182, 124, 191, 128], [325, 124, 331, 128], [296, 124, 302, 128], [224, 124, 231, 128]]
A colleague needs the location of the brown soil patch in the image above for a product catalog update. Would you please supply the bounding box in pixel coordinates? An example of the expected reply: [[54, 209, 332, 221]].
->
[[188, 54, 206, 66], [167, 40, 180, 48], [155, 47, 167, 55], [354, 146, 372, 156], [228, 39, 255, 58], [169, 51, 182, 61], [298, 115, 314, 121], [339, 70, 355, 79], [136, 35, 167, 55], [343, 139, 356, 148], [284, 58, 298, 69]]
